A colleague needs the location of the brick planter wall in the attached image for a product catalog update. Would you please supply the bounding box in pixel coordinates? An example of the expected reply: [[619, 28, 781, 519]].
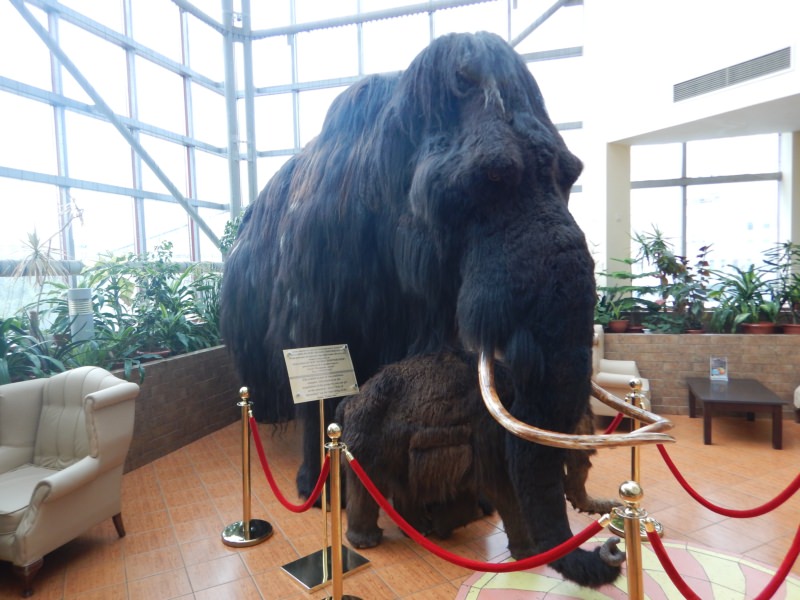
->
[[605, 333, 799, 419], [121, 345, 241, 472]]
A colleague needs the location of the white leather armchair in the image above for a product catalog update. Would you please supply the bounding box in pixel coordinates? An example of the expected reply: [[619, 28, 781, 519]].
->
[[0, 366, 139, 597], [590, 324, 651, 418]]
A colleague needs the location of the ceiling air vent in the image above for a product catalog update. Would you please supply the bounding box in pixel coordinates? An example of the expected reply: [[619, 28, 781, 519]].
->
[[673, 47, 791, 102]]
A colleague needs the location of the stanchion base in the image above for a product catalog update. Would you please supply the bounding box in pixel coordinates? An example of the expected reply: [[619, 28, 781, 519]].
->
[[221, 519, 273, 547], [282, 546, 369, 592], [608, 515, 663, 540], [321, 596, 362, 599]]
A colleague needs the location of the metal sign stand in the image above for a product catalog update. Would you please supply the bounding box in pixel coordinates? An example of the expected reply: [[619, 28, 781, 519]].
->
[[280, 346, 368, 594]]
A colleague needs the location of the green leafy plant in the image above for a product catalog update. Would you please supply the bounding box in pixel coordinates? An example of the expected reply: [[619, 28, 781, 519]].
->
[[27, 241, 222, 381], [0, 315, 65, 384], [707, 264, 779, 332]]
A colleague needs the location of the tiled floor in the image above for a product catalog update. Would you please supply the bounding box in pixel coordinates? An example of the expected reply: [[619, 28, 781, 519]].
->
[[1, 413, 798, 599]]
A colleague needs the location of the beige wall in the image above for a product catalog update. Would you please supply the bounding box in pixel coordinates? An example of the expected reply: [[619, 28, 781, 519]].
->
[[604, 333, 798, 419]]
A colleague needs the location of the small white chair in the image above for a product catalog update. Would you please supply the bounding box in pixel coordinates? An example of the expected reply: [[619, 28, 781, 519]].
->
[[793, 386, 800, 423], [0, 367, 139, 597], [590, 324, 651, 418]]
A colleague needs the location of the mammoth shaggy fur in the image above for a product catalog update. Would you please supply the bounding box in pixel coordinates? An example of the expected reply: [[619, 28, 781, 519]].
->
[[222, 32, 620, 586], [336, 351, 620, 556]]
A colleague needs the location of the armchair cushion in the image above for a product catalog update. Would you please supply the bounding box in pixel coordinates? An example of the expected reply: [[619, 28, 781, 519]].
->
[[0, 465, 57, 535]]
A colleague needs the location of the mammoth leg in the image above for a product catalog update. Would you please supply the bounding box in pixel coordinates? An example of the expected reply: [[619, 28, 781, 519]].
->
[[564, 412, 619, 515], [394, 495, 433, 537], [296, 402, 323, 501], [564, 449, 619, 515], [343, 465, 384, 549], [508, 435, 621, 588], [483, 473, 534, 559], [427, 492, 483, 540]]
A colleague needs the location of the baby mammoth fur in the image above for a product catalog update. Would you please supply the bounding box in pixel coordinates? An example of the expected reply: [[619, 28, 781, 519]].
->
[[336, 351, 620, 558]]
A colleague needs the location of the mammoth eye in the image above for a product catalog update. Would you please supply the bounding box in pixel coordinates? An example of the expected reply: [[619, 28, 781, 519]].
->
[[487, 170, 503, 183], [454, 71, 471, 93]]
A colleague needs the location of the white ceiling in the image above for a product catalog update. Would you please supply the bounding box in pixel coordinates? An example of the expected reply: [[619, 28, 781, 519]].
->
[[617, 93, 800, 146]]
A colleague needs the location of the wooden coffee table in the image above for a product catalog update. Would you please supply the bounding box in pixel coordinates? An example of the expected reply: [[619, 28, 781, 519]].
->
[[686, 377, 787, 449]]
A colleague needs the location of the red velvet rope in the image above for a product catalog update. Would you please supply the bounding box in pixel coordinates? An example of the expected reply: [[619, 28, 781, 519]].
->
[[249, 416, 330, 513], [645, 528, 701, 599], [603, 412, 624, 434], [658, 444, 800, 518], [347, 456, 606, 573], [647, 523, 800, 600]]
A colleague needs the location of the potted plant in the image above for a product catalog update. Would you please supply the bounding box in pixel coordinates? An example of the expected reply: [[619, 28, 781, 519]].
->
[[628, 228, 713, 333], [763, 241, 800, 333], [595, 248, 662, 333], [29, 241, 223, 381], [708, 264, 780, 333]]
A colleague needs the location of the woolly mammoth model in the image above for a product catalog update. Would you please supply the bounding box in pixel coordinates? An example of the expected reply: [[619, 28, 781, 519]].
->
[[222, 31, 622, 586], [336, 351, 620, 558]]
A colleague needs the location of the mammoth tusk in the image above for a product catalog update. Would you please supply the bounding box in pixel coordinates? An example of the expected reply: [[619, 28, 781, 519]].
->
[[478, 351, 675, 450]]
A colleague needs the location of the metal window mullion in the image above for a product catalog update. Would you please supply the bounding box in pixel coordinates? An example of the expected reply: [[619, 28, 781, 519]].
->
[[222, 0, 242, 218], [249, 0, 493, 40], [47, 10, 75, 270], [356, 0, 364, 76], [241, 0, 258, 210], [26, 0, 224, 94], [681, 142, 687, 258], [124, 0, 147, 255], [1, 76, 227, 156], [181, 7, 201, 261], [0, 166, 227, 210], [290, 0, 300, 151], [510, 0, 566, 48], [9, 0, 221, 248]]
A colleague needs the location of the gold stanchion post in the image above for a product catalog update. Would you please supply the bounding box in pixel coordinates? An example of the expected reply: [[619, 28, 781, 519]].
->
[[222, 387, 273, 547], [322, 423, 362, 600], [615, 480, 646, 600], [610, 379, 664, 538]]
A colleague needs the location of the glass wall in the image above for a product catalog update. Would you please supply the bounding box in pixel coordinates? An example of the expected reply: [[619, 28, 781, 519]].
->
[[630, 133, 783, 272], [2, 0, 789, 320]]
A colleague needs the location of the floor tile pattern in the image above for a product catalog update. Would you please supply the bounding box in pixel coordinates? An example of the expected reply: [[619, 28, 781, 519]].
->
[[0, 413, 798, 599]]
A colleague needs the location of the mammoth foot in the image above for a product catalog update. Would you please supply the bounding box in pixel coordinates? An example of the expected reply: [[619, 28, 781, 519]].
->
[[345, 525, 383, 549], [549, 544, 623, 588], [598, 537, 625, 567], [568, 495, 621, 516]]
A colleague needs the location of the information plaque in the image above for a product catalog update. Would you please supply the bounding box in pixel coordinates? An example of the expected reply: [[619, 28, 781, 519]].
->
[[283, 344, 359, 403]]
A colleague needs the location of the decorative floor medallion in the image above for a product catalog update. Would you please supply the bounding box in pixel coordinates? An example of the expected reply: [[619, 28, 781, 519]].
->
[[456, 537, 800, 599]]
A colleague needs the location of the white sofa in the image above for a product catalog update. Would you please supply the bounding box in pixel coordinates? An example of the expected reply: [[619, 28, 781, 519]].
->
[[590, 324, 651, 418]]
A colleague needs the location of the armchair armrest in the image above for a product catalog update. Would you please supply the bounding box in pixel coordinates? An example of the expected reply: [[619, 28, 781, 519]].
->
[[84, 383, 138, 469], [598, 358, 640, 377], [594, 371, 642, 389], [28, 456, 100, 506]]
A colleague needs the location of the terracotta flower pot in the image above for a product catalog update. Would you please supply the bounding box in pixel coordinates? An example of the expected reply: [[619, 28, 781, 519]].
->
[[607, 319, 629, 333], [740, 322, 777, 334], [781, 323, 800, 334]]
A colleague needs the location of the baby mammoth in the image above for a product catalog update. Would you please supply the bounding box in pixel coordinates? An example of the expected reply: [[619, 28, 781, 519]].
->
[[336, 351, 619, 559]]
